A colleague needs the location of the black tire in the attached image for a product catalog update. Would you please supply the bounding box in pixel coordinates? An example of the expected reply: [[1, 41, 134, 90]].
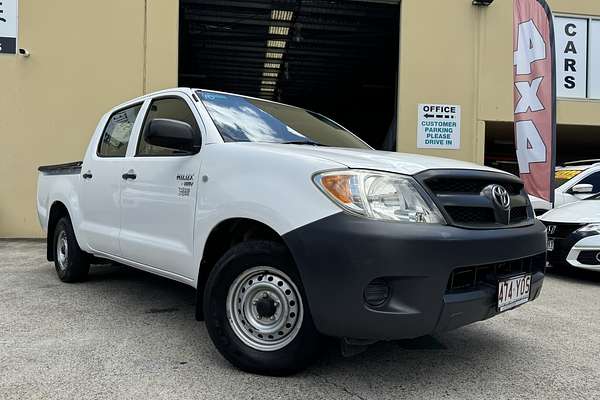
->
[[52, 217, 90, 282], [203, 240, 322, 376]]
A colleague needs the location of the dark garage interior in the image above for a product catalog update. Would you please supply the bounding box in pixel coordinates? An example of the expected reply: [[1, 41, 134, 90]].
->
[[178, 0, 400, 149], [485, 121, 600, 175]]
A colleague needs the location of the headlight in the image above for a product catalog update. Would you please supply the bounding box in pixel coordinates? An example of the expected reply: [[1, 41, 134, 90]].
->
[[576, 224, 600, 233], [313, 170, 446, 224]]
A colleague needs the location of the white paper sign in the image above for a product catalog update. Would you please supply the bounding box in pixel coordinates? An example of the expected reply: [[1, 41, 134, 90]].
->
[[0, 0, 18, 54], [555, 16, 588, 98], [417, 104, 461, 150]]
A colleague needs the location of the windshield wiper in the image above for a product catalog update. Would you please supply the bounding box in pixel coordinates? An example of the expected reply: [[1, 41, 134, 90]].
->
[[278, 140, 325, 146]]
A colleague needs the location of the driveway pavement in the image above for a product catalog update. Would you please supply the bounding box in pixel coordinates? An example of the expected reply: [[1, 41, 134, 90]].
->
[[1, 240, 599, 399]]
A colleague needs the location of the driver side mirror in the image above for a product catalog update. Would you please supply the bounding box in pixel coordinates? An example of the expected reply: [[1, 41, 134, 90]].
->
[[571, 183, 594, 194], [145, 118, 201, 153]]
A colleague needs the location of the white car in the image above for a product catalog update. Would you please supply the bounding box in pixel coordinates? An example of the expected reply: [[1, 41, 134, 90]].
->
[[36, 88, 546, 375], [541, 194, 600, 270], [530, 161, 600, 215]]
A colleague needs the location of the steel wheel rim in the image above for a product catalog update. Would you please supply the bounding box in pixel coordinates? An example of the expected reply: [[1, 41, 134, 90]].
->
[[226, 266, 303, 352], [56, 230, 68, 271]]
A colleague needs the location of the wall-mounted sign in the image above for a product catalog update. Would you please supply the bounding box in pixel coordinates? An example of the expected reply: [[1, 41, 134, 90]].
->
[[417, 104, 461, 150], [554, 15, 600, 99], [0, 0, 17, 54]]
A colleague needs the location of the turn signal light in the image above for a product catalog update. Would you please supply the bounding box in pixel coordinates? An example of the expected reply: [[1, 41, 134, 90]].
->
[[320, 175, 353, 204]]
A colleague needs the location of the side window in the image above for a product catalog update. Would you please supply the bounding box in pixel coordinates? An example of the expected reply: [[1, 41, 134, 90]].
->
[[579, 172, 600, 193], [98, 104, 142, 157], [137, 97, 200, 156]]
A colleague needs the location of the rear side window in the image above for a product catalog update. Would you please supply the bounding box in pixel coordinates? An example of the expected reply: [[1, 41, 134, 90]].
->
[[137, 97, 200, 156], [97, 104, 142, 157]]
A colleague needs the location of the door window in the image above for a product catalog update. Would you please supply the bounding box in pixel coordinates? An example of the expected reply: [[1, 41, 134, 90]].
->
[[137, 97, 200, 156], [97, 104, 142, 157]]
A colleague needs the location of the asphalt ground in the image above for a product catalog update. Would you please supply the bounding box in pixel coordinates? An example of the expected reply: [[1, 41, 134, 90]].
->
[[1, 239, 599, 399]]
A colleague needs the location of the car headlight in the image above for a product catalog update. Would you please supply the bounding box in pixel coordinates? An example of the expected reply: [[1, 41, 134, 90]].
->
[[313, 170, 446, 224], [576, 224, 600, 233]]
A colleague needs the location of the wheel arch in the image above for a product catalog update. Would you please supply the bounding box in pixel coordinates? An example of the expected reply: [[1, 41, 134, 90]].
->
[[46, 201, 71, 261], [195, 217, 290, 321]]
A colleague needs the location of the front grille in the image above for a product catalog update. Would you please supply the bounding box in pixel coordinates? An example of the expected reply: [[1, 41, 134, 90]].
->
[[446, 207, 495, 224], [426, 178, 522, 195], [417, 170, 533, 229], [577, 251, 600, 266], [547, 240, 571, 265], [447, 253, 546, 293], [444, 205, 528, 225], [543, 222, 585, 238], [510, 206, 528, 223]]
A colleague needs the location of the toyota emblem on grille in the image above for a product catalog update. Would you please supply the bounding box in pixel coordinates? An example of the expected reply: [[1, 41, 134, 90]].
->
[[491, 185, 511, 210], [481, 184, 512, 225]]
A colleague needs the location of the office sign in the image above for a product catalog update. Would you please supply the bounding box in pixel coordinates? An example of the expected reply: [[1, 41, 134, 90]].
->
[[554, 15, 600, 99], [0, 0, 17, 54], [513, 0, 557, 203], [417, 104, 461, 150]]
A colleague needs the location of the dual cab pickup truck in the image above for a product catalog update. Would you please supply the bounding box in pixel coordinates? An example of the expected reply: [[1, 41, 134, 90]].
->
[[37, 88, 546, 375]]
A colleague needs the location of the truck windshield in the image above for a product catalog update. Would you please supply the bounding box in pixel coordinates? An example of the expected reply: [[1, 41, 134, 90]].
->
[[197, 90, 370, 149]]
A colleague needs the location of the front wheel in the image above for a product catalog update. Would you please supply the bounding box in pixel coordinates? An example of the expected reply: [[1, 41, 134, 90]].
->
[[203, 241, 322, 376], [53, 217, 90, 282]]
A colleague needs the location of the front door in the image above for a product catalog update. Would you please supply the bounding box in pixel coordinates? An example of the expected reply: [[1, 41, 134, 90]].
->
[[79, 103, 144, 255], [119, 95, 203, 279]]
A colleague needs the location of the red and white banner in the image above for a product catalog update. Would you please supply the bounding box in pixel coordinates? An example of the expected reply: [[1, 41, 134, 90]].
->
[[513, 0, 557, 203]]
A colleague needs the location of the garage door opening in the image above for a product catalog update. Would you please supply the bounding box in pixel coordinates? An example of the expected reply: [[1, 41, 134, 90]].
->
[[485, 121, 600, 175], [178, 0, 400, 149]]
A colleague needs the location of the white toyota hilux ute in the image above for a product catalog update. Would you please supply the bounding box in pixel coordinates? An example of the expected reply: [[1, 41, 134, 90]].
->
[[37, 88, 547, 375]]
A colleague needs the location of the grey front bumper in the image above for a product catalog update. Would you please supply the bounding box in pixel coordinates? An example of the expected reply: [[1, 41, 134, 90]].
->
[[283, 213, 546, 340]]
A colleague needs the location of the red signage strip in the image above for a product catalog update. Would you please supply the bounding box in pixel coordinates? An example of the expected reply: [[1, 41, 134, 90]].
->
[[513, 0, 557, 204]]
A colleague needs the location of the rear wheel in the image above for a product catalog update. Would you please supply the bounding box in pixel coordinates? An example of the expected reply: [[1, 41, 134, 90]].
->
[[53, 217, 90, 282], [203, 241, 322, 376]]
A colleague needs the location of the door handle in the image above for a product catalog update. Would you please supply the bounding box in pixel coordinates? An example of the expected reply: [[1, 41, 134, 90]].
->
[[82, 171, 93, 180], [122, 171, 137, 180]]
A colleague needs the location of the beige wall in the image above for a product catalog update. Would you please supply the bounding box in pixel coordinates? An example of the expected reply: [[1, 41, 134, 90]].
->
[[397, 0, 483, 162], [0, 0, 178, 238], [397, 0, 600, 161], [478, 0, 600, 124]]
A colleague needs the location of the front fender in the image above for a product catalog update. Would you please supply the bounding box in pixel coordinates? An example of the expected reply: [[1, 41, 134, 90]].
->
[[191, 144, 345, 286]]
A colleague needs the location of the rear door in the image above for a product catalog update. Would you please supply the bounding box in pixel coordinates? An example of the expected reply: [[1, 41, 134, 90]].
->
[[119, 94, 203, 279], [79, 103, 144, 255]]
